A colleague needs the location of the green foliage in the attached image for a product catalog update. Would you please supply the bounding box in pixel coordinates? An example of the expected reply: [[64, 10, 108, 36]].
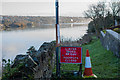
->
[[113, 28, 120, 33], [88, 21, 96, 33], [27, 74, 34, 80], [2, 59, 19, 80], [102, 30, 106, 34], [2, 59, 34, 80]]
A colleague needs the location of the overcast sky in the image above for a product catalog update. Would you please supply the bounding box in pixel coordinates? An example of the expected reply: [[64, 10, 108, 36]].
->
[[2, 0, 116, 2], [2, 0, 102, 2], [0, 0, 116, 16]]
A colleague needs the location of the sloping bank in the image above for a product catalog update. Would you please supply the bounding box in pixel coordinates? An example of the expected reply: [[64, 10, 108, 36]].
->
[[2, 41, 56, 80], [82, 39, 120, 78], [54, 35, 120, 78]]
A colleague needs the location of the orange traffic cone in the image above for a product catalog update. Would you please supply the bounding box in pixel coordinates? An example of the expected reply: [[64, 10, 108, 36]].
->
[[83, 49, 97, 78]]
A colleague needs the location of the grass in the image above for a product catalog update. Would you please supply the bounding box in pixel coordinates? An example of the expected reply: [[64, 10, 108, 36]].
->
[[52, 37, 120, 79], [82, 39, 120, 78]]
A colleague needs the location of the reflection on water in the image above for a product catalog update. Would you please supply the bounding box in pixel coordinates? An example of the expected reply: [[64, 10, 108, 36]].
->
[[60, 25, 87, 40], [1, 23, 88, 60], [2, 28, 55, 60]]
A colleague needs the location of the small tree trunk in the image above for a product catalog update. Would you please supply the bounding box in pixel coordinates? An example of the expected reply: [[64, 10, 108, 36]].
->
[[93, 20, 100, 38], [113, 16, 116, 26]]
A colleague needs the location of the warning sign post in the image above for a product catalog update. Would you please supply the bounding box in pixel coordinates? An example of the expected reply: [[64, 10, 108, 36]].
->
[[59, 46, 82, 77], [60, 47, 82, 64]]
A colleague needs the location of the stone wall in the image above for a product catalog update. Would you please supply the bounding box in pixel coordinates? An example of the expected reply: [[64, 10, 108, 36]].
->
[[11, 41, 56, 80], [34, 42, 56, 79], [100, 30, 120, 57]]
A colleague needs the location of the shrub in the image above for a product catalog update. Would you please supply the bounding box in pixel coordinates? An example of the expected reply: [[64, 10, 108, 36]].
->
[[2, 59, 34, 80], [113, 28, 120, 33], [2, 59, 19, 80], [102, 30, 106, 34]]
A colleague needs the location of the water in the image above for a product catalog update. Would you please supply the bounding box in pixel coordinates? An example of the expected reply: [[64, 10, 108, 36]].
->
[[1, 23, 88, 60]]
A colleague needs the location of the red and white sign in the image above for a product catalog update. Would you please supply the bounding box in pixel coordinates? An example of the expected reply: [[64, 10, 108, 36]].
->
[[60, 47, 82, 64]]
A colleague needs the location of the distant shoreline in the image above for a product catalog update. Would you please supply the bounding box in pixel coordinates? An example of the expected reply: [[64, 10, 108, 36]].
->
[[0, 16, 90, 31], [0, 15, 90, 18]]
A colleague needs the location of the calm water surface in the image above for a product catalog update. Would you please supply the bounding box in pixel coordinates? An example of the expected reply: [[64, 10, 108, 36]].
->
[[1, 23, 88, 60]]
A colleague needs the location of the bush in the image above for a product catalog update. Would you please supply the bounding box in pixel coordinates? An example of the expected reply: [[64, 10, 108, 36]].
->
[[102, 30, 106, 34], [113, 28, 120, 33], [2, 59, 34, 80], [2, 59, 19, 80]]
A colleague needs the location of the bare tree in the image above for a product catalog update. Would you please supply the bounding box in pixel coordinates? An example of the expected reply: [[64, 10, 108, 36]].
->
[[84, 2, 107, 36], [84, 2, 107, 20], [109, 1, 120, 25], [97, 2, 108, 29]]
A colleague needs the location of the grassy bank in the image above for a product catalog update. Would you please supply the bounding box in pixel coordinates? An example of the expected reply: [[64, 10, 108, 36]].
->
[[82, 39, 119, 78], [52, 38, 120, 78]]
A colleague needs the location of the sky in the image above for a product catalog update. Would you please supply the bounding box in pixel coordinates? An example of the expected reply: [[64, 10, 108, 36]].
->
[[2, 0, 117, 2], [2, 0, 103, 2], [0, 0, 117, 16]]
